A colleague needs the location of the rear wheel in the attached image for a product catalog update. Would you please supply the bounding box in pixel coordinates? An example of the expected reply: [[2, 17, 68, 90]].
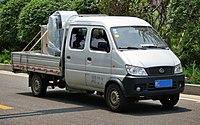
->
[[106, 84, 127, 112], [159, 94, 180, 108], [30, 74, 47, 97]]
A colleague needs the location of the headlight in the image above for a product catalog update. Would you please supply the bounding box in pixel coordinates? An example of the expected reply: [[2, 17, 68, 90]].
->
[[174, 64, 183, 74], [125, 65, 148, 76]]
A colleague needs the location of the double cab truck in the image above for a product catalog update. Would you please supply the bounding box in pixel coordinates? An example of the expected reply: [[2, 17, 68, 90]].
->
[[12, 11, 185, 112]]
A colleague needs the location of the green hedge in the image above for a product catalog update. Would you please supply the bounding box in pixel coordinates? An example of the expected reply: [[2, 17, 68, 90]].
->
[[0, 0, 30, 52]]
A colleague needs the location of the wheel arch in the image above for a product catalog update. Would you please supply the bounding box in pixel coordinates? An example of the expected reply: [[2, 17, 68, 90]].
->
[[104, 78, 127, 97], [28, 72, 43, 87], [28, 72, 35, 87]]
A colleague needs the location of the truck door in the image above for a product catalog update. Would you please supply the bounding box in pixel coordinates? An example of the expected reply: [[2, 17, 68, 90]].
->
[[86, 27, 112, 90], [65, 27, 88, 88]]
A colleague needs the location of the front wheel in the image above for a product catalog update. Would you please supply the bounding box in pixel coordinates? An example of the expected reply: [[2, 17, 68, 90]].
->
[[30, 74, 47, 97], [105, 84, 127, 112], [159, 94, 180, 108]]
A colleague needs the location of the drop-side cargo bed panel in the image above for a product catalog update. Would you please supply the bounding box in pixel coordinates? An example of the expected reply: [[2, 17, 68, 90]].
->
[[12, 51, 62, 76]]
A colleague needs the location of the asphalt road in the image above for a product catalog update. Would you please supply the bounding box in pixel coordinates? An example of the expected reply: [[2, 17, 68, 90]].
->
[[0, 71, 200, 125]]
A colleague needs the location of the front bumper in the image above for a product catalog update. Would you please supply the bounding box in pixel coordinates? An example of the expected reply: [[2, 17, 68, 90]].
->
[[122, 74, 185, 98]]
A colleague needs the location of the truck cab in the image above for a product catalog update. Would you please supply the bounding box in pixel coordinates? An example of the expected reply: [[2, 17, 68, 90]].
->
[[63, 16, 184, 111], [12, 11, 185, 112]]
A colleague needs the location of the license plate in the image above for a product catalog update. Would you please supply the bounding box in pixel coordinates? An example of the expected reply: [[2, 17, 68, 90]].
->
[[155, 79, 172, 88]]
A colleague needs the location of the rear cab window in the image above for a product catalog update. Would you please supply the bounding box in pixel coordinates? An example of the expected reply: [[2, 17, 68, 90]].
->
[[70, 28, 87, 50]]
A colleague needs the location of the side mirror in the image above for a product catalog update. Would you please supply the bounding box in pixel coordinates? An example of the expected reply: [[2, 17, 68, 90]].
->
[[163, 37, 171, 47], [163, 39, 166, 42], [98, 41, 110, 52]]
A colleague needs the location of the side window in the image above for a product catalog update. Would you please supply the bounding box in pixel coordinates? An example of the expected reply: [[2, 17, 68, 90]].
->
[[70, 28, 87, 49], [90, 28, 110, 52]]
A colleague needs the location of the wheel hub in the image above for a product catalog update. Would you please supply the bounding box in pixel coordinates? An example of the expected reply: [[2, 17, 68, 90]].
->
[[110, 90, 120, 106], [34, 79, 40, 92]]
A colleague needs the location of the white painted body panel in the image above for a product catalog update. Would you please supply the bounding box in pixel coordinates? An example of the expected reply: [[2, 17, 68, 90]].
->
[[120, 49, 180, 67], [70, 16, 151, 28]]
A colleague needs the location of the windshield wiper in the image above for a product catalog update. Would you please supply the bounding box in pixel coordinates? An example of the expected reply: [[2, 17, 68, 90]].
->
[[142, 46, 157, 48], [158, 46, 169, 49], [141, 44, 168, 49], [119, 47, 141, 50]]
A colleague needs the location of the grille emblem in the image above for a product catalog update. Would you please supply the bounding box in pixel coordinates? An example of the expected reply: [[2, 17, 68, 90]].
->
[[159, 68, 165, 74]]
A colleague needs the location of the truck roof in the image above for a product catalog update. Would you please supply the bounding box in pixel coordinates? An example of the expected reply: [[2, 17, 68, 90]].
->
[[69, 16, 152, 28]]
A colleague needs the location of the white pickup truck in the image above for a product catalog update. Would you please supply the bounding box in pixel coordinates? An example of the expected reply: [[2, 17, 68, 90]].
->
[[12, 11, 185, 112]]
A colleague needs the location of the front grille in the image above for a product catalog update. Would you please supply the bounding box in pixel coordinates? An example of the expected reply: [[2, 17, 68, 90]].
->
[[145, 66, 174, 76]]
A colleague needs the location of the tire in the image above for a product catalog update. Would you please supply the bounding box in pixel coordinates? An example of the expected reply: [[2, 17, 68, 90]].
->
[[159, 94, 180, 108], [30, 74, 47, 97], [105, 84, 127, 112]]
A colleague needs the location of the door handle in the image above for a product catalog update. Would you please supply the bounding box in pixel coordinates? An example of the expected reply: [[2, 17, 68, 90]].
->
[[87, 57, 92, 61], [67, 56, 71, 59]]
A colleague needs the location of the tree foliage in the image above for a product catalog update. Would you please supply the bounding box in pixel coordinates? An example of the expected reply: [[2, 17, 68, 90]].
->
[[0, 0, 9, 5], [98, 0, 130, 16], [98, 0, 169, 36], [168, 0, 200, 67], [0, 0, 30, 51], [17, 0, 59, 47], [58, 0, 72, 10], [61, 0, 99, 14]]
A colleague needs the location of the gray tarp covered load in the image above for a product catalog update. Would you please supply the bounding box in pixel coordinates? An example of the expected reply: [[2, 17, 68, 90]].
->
[[47, 11, 78, 56]]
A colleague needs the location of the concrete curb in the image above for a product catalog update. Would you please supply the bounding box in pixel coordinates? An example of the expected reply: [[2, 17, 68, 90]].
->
[[183, 84, 200, 96], [0, 63, 12, 71], [0, 63, 200, 96]]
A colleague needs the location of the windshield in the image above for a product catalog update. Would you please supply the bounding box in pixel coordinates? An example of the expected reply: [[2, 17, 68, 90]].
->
[[111, 26, 168, 49]]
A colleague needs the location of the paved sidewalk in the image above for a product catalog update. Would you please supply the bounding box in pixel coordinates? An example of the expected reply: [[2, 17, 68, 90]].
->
[[0, 70, 28, 77], [181, 94, 200, 100], [181, 94, 200, 101]]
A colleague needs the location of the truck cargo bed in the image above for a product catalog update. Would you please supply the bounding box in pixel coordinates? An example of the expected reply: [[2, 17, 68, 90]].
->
[[12, 51, 62, 76]]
